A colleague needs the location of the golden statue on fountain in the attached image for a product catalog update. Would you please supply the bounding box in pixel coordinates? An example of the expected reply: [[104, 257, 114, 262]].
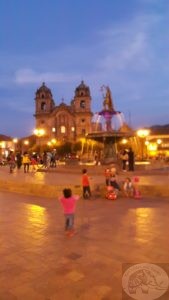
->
[[103, 86, 114, 111]]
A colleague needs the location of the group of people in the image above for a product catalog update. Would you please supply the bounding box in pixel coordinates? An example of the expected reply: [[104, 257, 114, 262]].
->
[[120, 147, 135, 172], [7, 151, 37, 173], [60, 167, 140, 238], [6, 150, 59, 173], [104, 163, 140, 200]]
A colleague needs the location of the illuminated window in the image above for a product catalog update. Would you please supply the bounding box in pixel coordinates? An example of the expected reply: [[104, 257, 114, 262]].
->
[[61, 126, 66, 133], [71, 127, 75, 132]]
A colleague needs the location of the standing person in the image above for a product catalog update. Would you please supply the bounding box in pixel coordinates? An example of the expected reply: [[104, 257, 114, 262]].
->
[[82, 169, 92, 199], [104, 168, 111, 186], [22, 152, 31, 173], [30, 154, 37, 172], [16, 152, 22, 170], [60, 188, 79, 237], [121, 150, 128, 172], [128, 147, 134, 171], [7, 151, 16, 173], [123, 177, 134, 197]]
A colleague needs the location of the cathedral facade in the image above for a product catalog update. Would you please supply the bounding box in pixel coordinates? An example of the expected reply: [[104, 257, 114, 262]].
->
[[34, 81, 93, 143]]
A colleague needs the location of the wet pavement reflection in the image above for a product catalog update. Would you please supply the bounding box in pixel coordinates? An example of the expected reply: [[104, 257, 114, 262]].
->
[[0, 191, 169, 299]]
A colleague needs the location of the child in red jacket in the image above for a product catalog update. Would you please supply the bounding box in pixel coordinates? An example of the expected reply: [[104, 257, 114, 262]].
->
[[82, 169, 92, 199]]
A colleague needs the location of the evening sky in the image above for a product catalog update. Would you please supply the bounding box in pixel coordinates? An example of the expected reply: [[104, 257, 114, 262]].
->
[[0, 0, 168, 137]]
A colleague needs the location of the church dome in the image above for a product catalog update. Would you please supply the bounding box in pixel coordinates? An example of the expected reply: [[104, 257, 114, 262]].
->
[[75, 80, 90, 97]]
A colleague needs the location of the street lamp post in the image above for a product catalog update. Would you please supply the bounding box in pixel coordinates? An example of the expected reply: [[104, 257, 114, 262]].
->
[[34, 128, 45, 153], [13, 138, 18, 152], [23, 140, 29, 153], [137, 129, 150, 160]]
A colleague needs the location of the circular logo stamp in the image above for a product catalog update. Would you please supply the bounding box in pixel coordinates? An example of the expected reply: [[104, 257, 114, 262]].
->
[[122, 263, 169, 300]]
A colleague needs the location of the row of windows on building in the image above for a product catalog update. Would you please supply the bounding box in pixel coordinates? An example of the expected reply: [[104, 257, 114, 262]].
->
[[52, 126, 86, 135], [40, 118, 86, 125], [40, 100, 86, 111]]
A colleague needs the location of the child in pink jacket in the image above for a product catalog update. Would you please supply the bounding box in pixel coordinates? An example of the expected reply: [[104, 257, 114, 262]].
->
[[60, 188, 79, 236]]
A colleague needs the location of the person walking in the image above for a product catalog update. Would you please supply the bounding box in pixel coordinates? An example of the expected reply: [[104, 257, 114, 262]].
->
[[16, 152, 22, 170], [22, 152, 31, 173], [8, 151, 16, 173], [121, 150, 128, 172], [128, 147, 135, 171], [82, 169, 92, 199], [60, 188, 79, 237]]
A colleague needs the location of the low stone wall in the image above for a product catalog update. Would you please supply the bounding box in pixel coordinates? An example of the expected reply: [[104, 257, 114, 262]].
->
[[0, 178, 168, 199]]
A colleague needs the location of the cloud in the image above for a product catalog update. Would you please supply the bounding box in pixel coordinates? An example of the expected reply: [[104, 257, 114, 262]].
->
[[0, 10, 169, 133], [97, 13, 163, 73], [14, 68, 79, 84]]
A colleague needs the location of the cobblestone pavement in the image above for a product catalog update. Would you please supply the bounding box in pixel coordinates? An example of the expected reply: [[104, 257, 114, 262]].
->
[[0, 191, 169, 299]]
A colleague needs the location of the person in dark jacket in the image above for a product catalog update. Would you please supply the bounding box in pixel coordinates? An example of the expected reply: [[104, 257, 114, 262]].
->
[[128, 148, 134, 171]]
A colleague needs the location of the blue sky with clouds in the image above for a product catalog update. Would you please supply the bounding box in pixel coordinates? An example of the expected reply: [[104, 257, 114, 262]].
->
[[0, 0, 168, 137]]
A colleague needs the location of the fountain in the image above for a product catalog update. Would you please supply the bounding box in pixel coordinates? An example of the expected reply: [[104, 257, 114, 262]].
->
[[87, 86, 134, 163]]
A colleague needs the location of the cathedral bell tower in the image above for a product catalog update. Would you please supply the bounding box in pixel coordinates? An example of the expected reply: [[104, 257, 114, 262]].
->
[[72, 81, 93, 137], [34, 82, 55, 135]]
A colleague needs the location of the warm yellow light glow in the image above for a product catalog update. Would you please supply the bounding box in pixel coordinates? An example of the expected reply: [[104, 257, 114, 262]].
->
[[145, 140, 149, 146], [25, 204, 47, 243], [13, 138, 18, 143], [147, 143, 157, 151], [52, 127, 56, 132], [71, 126, 75, 132], [34, 128, 45, 136], [137, 129, 150, 138], [157, 139, 162, 144], [51, 138, 57, 144], [135, 208, 154, 239], [0, 142, 6, 148], [24, 140, 29, 145], [121, 138, 128, 144], [47, 142, 51, 146], [80, 138, 86, 143], [61, 126, 66, 133]]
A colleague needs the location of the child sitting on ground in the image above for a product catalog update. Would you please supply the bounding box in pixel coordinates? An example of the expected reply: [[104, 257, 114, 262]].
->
[[105, 185, 117, 200], [59, 188, 79, 237], [123, 177, 134, 197], [110, 173, 121, 195]]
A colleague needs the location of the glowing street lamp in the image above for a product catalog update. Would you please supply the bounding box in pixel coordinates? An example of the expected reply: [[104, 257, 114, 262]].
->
[[157, 139, 162, 145], [24, 140, 29, 146], [13, 138, 18, 152], [121, 138, 128, 145], [34, 128, 45, 137], [137, 129, 150, 160], [34, 128, 45, 153]]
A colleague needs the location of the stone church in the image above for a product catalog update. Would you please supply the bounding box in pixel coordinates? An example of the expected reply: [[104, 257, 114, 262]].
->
[[34, 81, 93, 143]]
